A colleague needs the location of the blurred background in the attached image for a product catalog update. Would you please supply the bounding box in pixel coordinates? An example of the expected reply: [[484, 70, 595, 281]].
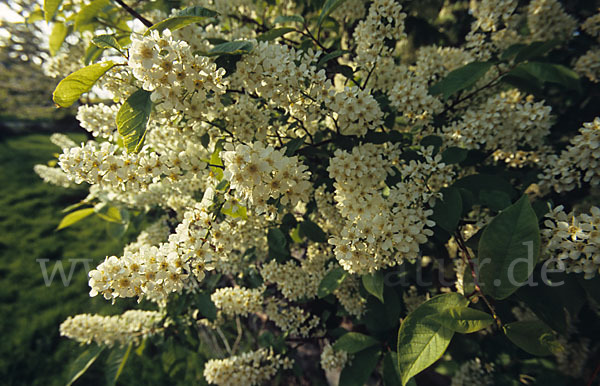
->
[[0, 1, 137, 384]]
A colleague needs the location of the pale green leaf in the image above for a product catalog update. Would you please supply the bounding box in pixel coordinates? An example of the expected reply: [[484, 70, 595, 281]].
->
[[91, 34, 122, 52], [397, 293, 468, 386], [74, 0, 110, 31], [53, 61, 116, 107], [49, 22, 68, 56], [66, 345, 104, 386], [273, 15, 304, 24], [44, 0, 62, 22], [116, 88, 153, 153], [57, 208, 95, 230], [478, 195, 540, 300], [207, 40, 254, 56], [426, 307, 494, 334]]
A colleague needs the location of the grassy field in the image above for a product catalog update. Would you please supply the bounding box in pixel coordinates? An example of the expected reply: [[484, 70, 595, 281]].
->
[[0, 133, 137, 385]]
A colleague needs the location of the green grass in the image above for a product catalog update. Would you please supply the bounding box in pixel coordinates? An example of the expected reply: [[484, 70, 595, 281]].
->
[[0, 133, 138, 385]]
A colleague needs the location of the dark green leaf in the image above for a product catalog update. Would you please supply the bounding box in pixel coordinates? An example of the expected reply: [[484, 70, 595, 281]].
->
[[196, 293, 217, 321], [431, 187, 462, 233], [397, 293, 468, 386], [44, 0, 62, 22], [441, 147, 468, 165], [299, 219, 327, 242], [284, 137, 305, 156], [479, 190, 512, 212], [146, 8, 217, 35], [362, 271, 385, 303], [339, 346, 381, 386], [429, 61, 494, 100], [117, 89, 153, 153], [426, 307, 494, 333], [257, 27, 295, 42], [317, 50, 348, 67], [508, 62, 581, 92], [478, 195, 541, 300], [53, 61, 116, 107], [317, 0, 348, 29], [453, 173, 517, 200], [268, 228, 289, 260], [92, 34, 122, 51], [500, 43, 527, 61], [57, 208, 95, 230], [66, 345, 104, 386], [49, 22, 68, 56], [383, 352, 402, 386], [318, 267, 346, 298], [503, 320, 561, 356], [84, 43, 104, 65], [334, 332, 380, 354], [514, 40, 559, 63], [420, 135, 443, 154], [105, 343, 132, 386]]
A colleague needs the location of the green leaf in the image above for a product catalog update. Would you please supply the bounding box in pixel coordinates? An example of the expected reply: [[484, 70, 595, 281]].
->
[[508, 62, 581, 92], [176, 6, 218, 17], [284, 137, 305, 156], [429, 61, 494, 100], [453, 173, 517, 200], [431, 187, 462, 233], [477, 195, 540, 300], [427, 307, 494, 333], [44, 0, 62, 22], [317, 0, 348, 29], [116, 88, 153, 153], [49, 22, 68, 56], [500, 43, 527, 61], [74, 0, 110, 31], [397, 293, 468, 386], [420, 135, 443, 154], [83, 43, 104, 65], [441, 147, 468, 165], [105, 343, 132, 386], [317, 50, 348, 67], [207, 40, 254, 56], [257, 27, 295, 42], [94, 205, 122, 223], [57, 208, 95, 230], [503, 320, 561, 356], [144, 7, 217, 36], [318, 267, 347, 298], [196, 293, 218, 321], [299, 219, 327, 242], [267, 228, 289, 260], [513, 40, 559, 63], [27, 9, 46, 24], [334, 332, 380, 354], [273, 15, 304, 25], [53, 61, 116, 107], [362, 271, 385, 303], [382, 351, 402, 386], [92, 34, 122, 52], [339, 346, 381, 386], [66, 345, 104, 386], [479, 189, 511, 212]]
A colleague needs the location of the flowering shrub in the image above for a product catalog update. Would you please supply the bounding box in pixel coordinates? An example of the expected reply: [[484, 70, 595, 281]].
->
[[31, 0, 600, 384]]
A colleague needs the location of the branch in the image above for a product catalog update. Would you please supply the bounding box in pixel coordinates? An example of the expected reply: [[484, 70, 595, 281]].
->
[[112, 0, 153, 28]]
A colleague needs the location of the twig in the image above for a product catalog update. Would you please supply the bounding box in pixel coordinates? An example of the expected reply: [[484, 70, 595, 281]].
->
[[231, 316, 243, 354], [455, 230, 502, 329], [112, 0, 153, 28]]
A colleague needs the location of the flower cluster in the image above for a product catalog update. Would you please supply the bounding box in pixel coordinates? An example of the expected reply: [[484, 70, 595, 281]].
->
[[542, 205, 600, 279], [539, 117, 600, 193], [203, 348, 293, 386], [210, 286, 264, 317], [76, 103, 120, 140], [320, 344, 349, 372], [222, 141, 311, 214], [59, 310, 163, 347]]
